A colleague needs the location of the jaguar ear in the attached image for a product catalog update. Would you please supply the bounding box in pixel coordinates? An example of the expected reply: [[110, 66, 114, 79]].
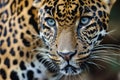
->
[[103, 0, 116, 11], [33, 0, 45, 8]]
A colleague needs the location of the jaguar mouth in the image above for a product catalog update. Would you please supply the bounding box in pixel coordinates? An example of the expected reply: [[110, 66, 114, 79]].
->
[[60, 61, 82, 75], [61, 65, 81, 75]]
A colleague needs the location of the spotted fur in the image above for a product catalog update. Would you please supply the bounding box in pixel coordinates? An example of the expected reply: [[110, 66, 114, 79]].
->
[[0, 0, 119, 80]]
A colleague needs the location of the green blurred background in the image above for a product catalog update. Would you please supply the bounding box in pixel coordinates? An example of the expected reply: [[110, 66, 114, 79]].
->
[[101, 1, 120, 80], [103, 0, 120, 44]]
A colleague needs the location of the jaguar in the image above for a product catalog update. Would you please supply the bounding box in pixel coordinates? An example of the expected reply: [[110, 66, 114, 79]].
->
[[0, 0, 120, 80]]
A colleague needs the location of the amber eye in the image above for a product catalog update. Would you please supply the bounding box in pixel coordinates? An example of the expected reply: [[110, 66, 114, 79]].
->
[[80, 17, 91, 25], [46, 18, 56, 27]]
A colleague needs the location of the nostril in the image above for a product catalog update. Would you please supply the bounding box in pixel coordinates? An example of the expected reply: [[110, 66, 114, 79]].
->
[[57, 50, 77, 61]]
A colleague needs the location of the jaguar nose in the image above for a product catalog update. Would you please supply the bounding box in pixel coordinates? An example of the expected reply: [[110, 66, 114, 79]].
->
[[57, 50, 77, 61]]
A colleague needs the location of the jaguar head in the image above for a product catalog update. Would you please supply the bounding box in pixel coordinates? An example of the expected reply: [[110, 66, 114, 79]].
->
[[33, 0, 116, 76]]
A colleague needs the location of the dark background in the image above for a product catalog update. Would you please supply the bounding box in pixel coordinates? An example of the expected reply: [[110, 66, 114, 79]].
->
[[100, 1, 120, 80], [103, 0, 120, 44]]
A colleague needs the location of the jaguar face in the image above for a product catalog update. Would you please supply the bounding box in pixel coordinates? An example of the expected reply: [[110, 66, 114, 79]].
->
[[33, 0, 116, 75]]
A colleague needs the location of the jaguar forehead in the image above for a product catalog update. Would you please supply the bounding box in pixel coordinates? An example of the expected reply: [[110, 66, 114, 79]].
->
[[42, 0, 82, 26], [54, 0, 80, 26]]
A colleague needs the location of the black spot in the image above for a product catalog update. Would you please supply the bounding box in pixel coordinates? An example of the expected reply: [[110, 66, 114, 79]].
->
[[97, 34, 104, 40], [6, 37, 11, 47], [17, 6, 23, 15], [98, 0, 101, 2], [31, 62, 35, 68], [19, 25, 23, 29], [36, 54, 43, 60], [26, 52, 30, 58], [26, 30, 31, 35], [97, 2, 101, 7], [14, 30, 18, 34], [91, 0, 95, 3], [20, 6, 23, 11], [9, 28, 12, 32], [0, 48, 6, 55], [84, 6, 91, 13], [13, 38, 18, 43], [20, 61, 26, 70], [98, 11, 103, 17], [9, 19, 13, 27], [4, 57, 10, 68], [23, 23, 27, 26], [103, 11, 107, 18], [102, 5, 106, 9], [79, 7, 83, 15], [12, 33, 15, 37], [10, 71, 19, 80], [13, 59, 18, 65], [91, 5, 97, 11], [0, 32, 2, 36], [37, 69, 41, 74], [18, 18, 21, 23], [22, 38, 30, 47], [22, 73, 25, 78], [17, 46, 20, 51], [0, 25, 3, 29], [20, 33, 24, 39], [54, 0, 58, 6], [83, 46, 87, 49], [102, 23, 107, 30], [97, 19, 102, 26], [19, 51, 24, 57], [18, 16, 25, 23], [0, 68, 7, 79], [25, 0, 28, 7], [3, 27, 7, 37], [0, 40, 4, 46], [10, 48, 15, 56], [79, 0, 84, 5], [10, 0, 16, 15], [27, 70, 34, 80]]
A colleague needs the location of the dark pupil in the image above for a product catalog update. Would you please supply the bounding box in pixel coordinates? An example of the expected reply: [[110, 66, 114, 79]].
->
[[82, 18, 87, 22], [49, 19, 52, 22], [49, 19, 54, 24]]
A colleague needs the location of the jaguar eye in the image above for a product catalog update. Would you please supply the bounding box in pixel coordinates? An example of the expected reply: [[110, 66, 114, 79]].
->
[[80, 17, 90, 25], [46, 18, 56, 26]]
